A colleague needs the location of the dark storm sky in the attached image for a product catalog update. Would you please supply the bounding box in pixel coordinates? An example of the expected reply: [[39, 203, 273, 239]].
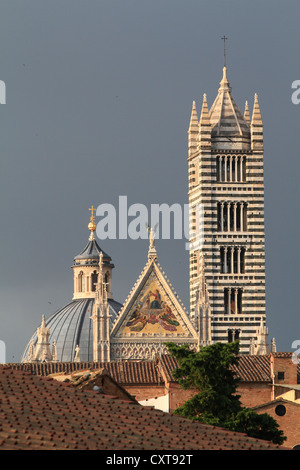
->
[[0, 0, 299, 362]]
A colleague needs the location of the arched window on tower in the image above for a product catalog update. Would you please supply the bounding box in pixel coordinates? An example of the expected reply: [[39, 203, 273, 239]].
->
[[78, 271, 84, 293], [91, 270, 98, 292]]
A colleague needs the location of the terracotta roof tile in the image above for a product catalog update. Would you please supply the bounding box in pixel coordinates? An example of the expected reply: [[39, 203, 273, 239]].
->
[[9, 361, 163, 385], [0, 365, 289, 450], [8, 352, 296, 385], [158, 354, 272, 383], [231, 355, 271, 382]]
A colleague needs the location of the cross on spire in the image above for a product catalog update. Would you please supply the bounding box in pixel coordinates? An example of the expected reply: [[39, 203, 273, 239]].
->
[[221, 35, 228, 67], [89, 205, 96, 220]]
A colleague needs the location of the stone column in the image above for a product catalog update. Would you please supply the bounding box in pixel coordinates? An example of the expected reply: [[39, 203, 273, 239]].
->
[[233, 202, 237, 231], [240, 203, 244, 232], [234, 156, 237, 182], [227, 288, 231, 314], [227, 202, 231, 232], [234, 288, 238, 314], [240, 156, 244, 182]]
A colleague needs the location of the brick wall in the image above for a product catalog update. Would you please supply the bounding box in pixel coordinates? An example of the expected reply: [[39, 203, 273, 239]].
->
[[237, 382, 272, 408], [168, 384, 196, 412], [124, 382, 274, 412], [272, 356, 297, 385], [255, 400, 300, 449]]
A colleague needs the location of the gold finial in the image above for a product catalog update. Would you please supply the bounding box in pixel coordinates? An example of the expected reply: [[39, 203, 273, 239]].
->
[[88, 205, 97, 232]]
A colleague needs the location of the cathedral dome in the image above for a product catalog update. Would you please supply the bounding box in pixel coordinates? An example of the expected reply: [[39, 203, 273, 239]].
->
[[21, 208, 122, 363], [21, 298, 122, 363]]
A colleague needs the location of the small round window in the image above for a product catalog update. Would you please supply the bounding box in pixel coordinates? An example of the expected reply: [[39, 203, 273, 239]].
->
[[275, 404, 286, 416]]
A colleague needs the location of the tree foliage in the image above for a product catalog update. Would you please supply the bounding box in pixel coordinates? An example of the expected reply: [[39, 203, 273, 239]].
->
[[165, 341, 286, 445]]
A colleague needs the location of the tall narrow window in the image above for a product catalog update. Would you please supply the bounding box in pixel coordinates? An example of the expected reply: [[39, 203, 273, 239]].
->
[[221, 156, 225, 181], [238, 289, 242, 314], [240, 248, 245, 273], [243, 204, 247, 231], [91, 270, 98, 292], [230, 204, 234, 231], [232, 157, 236, 182], [216, 156, 221, 181], [233, 248, 238, 273], [78, 271, 84, 293], [220, 247, 225, 273], [242, 156, 247, 181]]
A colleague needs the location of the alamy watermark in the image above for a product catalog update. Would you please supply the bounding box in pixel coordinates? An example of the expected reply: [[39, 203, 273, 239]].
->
[[0, 80, 6, 104], [291, 80, 300, 104], [94, 196, 204, 251], [0, 340, 6, 363]]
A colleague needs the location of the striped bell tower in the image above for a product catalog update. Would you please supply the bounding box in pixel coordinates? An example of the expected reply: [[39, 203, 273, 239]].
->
[[188, 66, 267, 354]]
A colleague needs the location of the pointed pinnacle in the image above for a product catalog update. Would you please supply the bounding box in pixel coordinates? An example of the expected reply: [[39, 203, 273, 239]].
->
[[188, 100, 199, 133], [251, 93, 263, 125], [244, 100, 250, 124], [219, 66, 231, 91], [199, 93, 210, 126]]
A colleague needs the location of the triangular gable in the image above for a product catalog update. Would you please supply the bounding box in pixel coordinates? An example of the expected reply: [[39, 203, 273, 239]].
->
[[111, 257, 197, 341]]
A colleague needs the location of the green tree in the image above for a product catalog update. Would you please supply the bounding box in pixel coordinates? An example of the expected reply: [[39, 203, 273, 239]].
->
[[165, 341, 286, 445]]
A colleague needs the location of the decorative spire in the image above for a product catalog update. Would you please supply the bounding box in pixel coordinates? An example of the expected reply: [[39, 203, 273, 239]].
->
[[88, 205, 97, 240], [209, 66, 250, 141], [32, 315, 53, 362], [218, 66, 231, 91], [199, 93, 211, 149], [95, 251, 104, 304], [91, 250, 111, 362], [271, 337, 277, 353], [199, 94, 210, 125], [188, 100, 198, 132], [244, 100, 250, 124], [188, 100, 199, 157], [250, 93, 263, 150], [251, 93, 263, 125], [249, 317, 269, 355]]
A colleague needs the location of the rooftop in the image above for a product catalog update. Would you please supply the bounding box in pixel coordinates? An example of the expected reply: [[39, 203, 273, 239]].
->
[[0, 365, 289, 450], [10, 353, 297, 385]]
